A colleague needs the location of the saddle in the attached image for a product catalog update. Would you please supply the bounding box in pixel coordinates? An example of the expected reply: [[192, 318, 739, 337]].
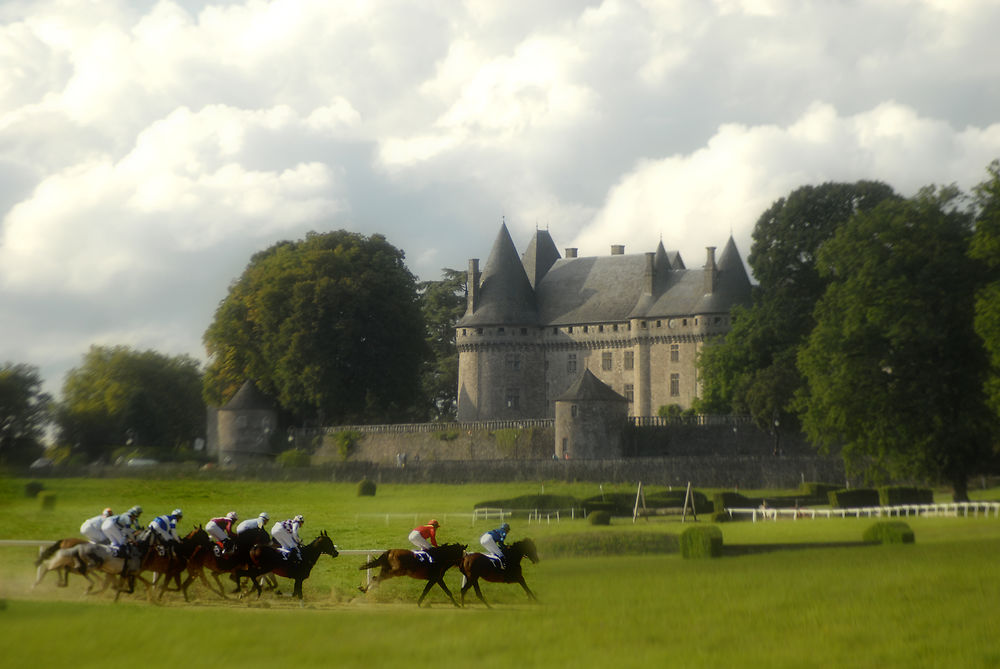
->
[[486, 554, 506, 570], [412, 551, 434, 564]]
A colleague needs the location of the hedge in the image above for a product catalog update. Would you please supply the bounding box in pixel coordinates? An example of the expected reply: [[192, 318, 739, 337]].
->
[[357, 479, 377, 496], [878, 486, 933, 506], [828, 488, 880, 508], [588, 510, 611, 526], [680, 525, 723, 559], [863, 521, 915, 544]]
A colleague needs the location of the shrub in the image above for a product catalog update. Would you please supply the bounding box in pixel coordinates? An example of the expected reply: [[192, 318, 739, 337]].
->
[[39, 491, 57, 510], [433, 430, 460, 441], [588, 510, 611, 525], [275, 448, 311, 468], [800, 482, 839, 498], [357, 479, 377, 496], [878, 486, 934, 506], [711, 511, 732, 523], [863, 521, 915, 544], [680, 525, 723, 558], [713, 491, 752, 511], [828, 488, 880, 508], [331, 430, 363, 461], [24, 481, 44, 498], [537, 531, 678, 557]]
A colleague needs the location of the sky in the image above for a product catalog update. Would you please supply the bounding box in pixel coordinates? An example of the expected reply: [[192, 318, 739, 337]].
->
[[3, 0, 1000, 399]]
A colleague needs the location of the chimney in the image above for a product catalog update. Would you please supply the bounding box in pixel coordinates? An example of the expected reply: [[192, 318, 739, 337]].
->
[[611, 244, 625, 255], [704, 246, 717, 293], [644, 252, 655, 295], [467, 258, 481, 313], [565, 248, 578, 258]]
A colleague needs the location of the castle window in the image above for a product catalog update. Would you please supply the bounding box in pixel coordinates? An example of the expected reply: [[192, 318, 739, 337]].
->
[[571, 404, 578, 418], [613, 324, 619, 332], [583, 325, 589, 333], [624, 351, 634, 370], [682, 319, 688, 326], [476, 328, 483, 335], [670, 373, 680, 397], [567, 353, 577, 373], [641, 321, 647, 329], [462, 329, 467, 336], [498, 327, 505, 335], [505, 388, 520, 409], [568, 326, 574, 333], [656, 320, 662, 328], [521, 327, 528, 335], [505, 353, 521, 370], [602, 352, 612, 370], [624, 384, 634, 403], [670, 344, 679, 362]]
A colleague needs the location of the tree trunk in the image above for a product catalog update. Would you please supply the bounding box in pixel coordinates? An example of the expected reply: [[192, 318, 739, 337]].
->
[[951, 477, 970, 502]]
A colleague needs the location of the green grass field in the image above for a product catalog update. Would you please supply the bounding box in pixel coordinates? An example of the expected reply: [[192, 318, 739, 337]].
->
[[2, 476, 999, 668]]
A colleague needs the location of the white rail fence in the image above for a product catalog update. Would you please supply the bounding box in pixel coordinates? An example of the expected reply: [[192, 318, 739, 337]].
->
[[727, 501, 1000, 523]]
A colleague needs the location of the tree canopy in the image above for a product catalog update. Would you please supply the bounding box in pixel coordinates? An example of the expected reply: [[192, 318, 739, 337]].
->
[[56, 346, 204, 461], [418, 268, 466, 421], [797, 188, 994, 500], [203, 230, 427, 425], [0, 363, 51, 465], [697, 181, 898, 428], [971, 160, 1000, 419]]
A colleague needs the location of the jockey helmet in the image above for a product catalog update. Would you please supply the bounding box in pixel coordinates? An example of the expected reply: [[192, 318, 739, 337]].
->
[[129, 505, 142, 517], [226, 511, 238, 521], [258, 512, 269, 522], [429, 519, 440, 528], [172, 508, 183, 518], [501, 523, 510, 532], [293, 514, 304, 524], [102, 507, 113, 517]]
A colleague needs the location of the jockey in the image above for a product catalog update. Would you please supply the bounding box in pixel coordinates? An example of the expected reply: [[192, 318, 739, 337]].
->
[[408, 519, 440, 551], [101, 506, 142, 557], [271, 515, 304, 563], [236, 512, 270, 536], [80, 508, 113, 543], [206, 511, 239, 552], [148, 509, 183, 548], [480, 522, 510, 565]]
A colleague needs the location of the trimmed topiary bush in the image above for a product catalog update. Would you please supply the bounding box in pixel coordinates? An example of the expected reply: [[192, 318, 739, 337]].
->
[[711, 511, 732, 523], [878, 486, 933, 506], [863, 521, 915, 544], [25, 481, 44, 498], [39, 491, 57, 510], [680, 525, 723, 558], [275, 448, 311, 468], [588, 510, 611, 525], [828, 488, 880, 508], [357, 479, 376, 496]]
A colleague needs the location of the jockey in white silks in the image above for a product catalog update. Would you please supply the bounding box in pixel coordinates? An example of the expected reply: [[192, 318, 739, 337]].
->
[[80, 508, 113, 543]]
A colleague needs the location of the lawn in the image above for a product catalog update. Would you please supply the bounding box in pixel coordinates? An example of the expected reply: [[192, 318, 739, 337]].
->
[[2, 476, 999, 668]]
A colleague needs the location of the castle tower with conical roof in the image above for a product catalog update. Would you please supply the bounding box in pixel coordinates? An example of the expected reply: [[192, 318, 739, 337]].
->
[[456, 224, 751, 421]]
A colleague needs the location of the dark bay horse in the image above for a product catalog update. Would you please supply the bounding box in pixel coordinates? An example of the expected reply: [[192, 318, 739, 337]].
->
[[137, 527, 211, 601], [358, 543, 467, 607], [183, 526, 271, 598], [240, 531, 338, 599], [460, 538, 539, 608]]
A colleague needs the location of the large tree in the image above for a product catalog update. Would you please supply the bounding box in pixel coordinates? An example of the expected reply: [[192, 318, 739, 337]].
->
[[57, 346, 204, 461], [971, 160, 1000, 419], [0, 363, 52, 465], [418, 268, 466, 421], [697, 181, 898, 430], [797, 187, 995, 500], [203, 230, 427, 425]]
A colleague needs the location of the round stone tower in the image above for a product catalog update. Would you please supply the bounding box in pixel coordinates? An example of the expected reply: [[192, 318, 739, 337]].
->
[[554, 369, 629, 459], [216, 380, 278, 466]]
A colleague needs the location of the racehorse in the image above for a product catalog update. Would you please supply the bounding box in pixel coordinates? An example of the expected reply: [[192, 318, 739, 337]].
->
[[358, 543, 467, 607], [182, 526, 271, 598], [34, 537, 90, 587], [138, 527, 207, 601], [35, 541, 149, 600], [460, 538, 539, 608], [240, 531, 338, 599]]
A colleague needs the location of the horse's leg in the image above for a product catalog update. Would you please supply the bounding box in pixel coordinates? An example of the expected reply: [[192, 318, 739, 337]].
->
[[517, 576, 537, 601], [416, 579, 437, 606], [472, 578, 491, 608]]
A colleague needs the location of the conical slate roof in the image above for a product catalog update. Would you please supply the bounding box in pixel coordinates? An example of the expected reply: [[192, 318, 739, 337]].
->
[[555, 369, 628, 403], [458, 223, 538, 326], [695, 235, 752, 313], [522, 229, 561, 289], [223, 380, 276, 411]]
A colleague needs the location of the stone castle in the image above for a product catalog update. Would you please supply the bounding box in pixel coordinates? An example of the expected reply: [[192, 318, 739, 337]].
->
[[456, 223, 752, 421]]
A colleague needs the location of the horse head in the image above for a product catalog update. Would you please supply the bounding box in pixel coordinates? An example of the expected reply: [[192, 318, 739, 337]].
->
[[516, 538, 539, 564], [313, 530, 339, 558]]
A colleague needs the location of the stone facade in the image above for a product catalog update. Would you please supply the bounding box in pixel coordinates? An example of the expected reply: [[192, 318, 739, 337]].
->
[[216, 380, 279, 465], [457, 224, 751, 421]]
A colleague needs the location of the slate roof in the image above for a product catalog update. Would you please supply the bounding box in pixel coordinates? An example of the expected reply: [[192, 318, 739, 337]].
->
[[458, 223, 538, 327], [223, 380, 275, 411], [460, 225, 751, 327], [555, 369, 628, 403]]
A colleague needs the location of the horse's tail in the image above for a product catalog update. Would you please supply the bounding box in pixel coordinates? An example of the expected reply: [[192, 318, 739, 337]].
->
[[359, 551, 388, 571], [35, 540, 63, 566]]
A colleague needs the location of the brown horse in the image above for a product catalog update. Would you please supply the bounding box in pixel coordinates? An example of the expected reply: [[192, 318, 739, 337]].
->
[[358, 543, 467, 607], [240, 531, 338, 599], [182, 526, 272, 598], [137, 528, 209, 601], [36, 542, 150, 600], [460, 538, 539, 608]]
